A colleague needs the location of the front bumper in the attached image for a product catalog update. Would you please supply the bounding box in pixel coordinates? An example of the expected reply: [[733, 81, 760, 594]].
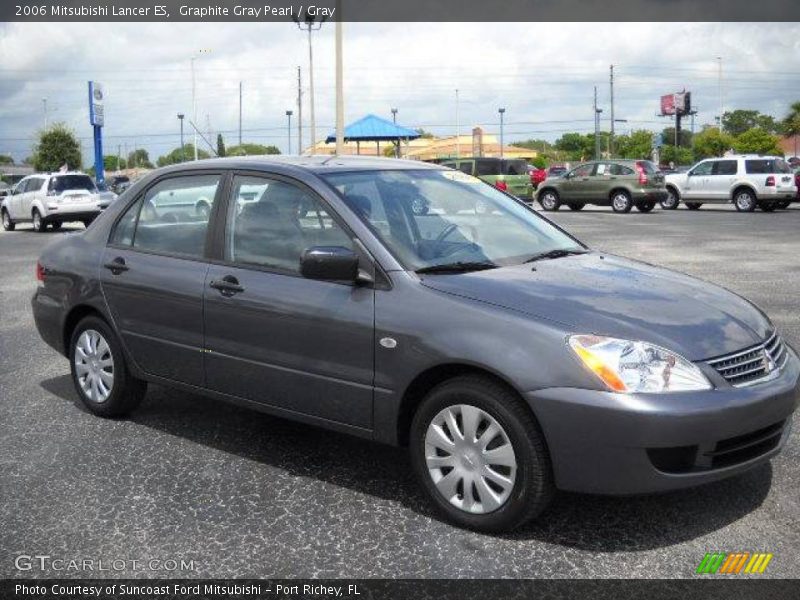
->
[[526, 345, 800, 494]]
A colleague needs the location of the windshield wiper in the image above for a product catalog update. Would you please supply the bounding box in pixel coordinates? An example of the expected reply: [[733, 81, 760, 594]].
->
[[415, 261, 498, 274], [523, 248, 587, 264]]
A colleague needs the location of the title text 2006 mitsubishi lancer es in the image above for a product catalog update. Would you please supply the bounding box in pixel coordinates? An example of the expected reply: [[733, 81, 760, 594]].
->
[[32, 157, 799, 532]]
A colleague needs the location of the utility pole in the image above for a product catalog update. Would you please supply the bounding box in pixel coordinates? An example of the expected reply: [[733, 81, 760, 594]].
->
[[498, 108, 505, 159], [335, 13, 344, 156], [286, 110, 293, 154], [593, 86, 603, 159], [609, 64, 615, 157], [191, 57, 197, 160], [238, 81, 243, 146], [297, 66, 303, 154], [117, 145, 121, 172], [295, 15, 324, 155], [717, 56, 724, 132], [42, 98, 48, 128], [177, 114, 185, 162], [391, 107, 399, 157], [455, 88, 460, 159]]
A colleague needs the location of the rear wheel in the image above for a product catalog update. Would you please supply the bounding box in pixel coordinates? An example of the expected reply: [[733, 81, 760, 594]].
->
[[410, 376, 553, 532], [661, 188, 680, 209], [1, 209, 14, 231], [685, 202, 703, 210], [636, 200, 656, 213], [69, 316, 146, 418], [32, 209, 45, 232], [539, 190, 561, 211], [566, 202, 584, 211], [611, 190, 633, 213], [733, 189, 757, 212]]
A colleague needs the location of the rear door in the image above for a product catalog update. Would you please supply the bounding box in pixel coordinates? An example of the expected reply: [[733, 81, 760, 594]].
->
[[100, 171, 224, 385], [502, 159, 532, 197], [202, 173, 375, 429], [707, 159, 738, 202]]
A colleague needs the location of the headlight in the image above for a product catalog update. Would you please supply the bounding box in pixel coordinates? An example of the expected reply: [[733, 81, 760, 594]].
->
[[568, 334, 712, 393]]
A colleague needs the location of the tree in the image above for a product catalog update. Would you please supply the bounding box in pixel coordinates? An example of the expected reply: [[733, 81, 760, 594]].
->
[[660, 145, 694, 166], [217, 134, 226, 157], [733, 128, 782, 155], [415, 128, 435, 139], [103, 155, 126, 171], [722, 110, 781, 137], [781, 101, 800, 157], [0, 154, 13, 165], [554, 132, 596, 161], [226, 143, 280, 156], [156, 144, 210, 167], [615, 130, 654, 159], [529, 155, 547, 169], [127, 149, 153, 169], [661, 127, 693, 148], [693, 127, 735, 159], [32, 123, 82, 172]]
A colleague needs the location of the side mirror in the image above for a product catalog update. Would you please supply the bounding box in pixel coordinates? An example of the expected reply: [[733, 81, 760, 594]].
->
[[300, 246, 359, 282]]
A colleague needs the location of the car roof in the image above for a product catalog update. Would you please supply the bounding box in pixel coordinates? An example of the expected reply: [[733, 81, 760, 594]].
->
[[155, 155, 446, 176]]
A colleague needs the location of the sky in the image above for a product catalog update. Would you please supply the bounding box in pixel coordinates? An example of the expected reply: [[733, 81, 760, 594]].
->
[[1, 21, 799, 164]]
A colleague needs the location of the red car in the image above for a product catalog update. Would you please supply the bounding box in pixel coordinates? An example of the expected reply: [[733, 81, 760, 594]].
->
[[530, 167, 547, 188]]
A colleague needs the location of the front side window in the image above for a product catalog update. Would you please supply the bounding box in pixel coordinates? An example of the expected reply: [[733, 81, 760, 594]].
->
[[569, 164, 595, 178], [110, 174, 220, 258], [690, 161, 713, 176], [323, 169, 583, 272], [227, 176, 352, 273]]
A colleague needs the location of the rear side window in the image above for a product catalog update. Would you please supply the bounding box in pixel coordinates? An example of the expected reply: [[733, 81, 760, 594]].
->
[[110, 174, 221, 258], [49, 175, 96, 193], [713, 160, 737, 175], [635, 160, 659, 174], [746, 159, 791, 174], [503, 160, 528, 175], [476, 160, 501, 176]]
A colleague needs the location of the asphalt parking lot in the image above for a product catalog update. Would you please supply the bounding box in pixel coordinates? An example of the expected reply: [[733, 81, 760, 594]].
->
[[1, 204, 799, 579]]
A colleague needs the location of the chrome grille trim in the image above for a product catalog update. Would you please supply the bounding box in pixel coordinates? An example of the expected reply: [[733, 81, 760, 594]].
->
[[706, 332, 786, 387]]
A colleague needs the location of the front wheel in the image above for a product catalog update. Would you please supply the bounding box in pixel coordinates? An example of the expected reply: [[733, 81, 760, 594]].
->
[[685, 202, 703, 210], [733, 189, 757, 212], [1, 209, 14, 231], [410, 376, 553, 532], [611, 190, 633, 213], [538, 190, 561, 211], [661, 188, 680, 210], [70, 316, 146, 418], [636, 200, 656, 213], [32, 209, 45, 232]]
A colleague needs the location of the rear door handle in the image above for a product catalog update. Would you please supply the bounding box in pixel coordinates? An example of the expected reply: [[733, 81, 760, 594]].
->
[[210, 275, 244, 296], [103, 257, 129, 274]]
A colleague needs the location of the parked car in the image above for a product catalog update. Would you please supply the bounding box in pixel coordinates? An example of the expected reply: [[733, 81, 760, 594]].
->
[[663, 155, 797, 211], [32, 157, 799, 532], [530, 167, 547, 189], [1, 172, 113, 232], [0, 181, 10, 199], [440, 157, 533, 200], [536, 160, 666, 213], [107, 175, 131, 195]]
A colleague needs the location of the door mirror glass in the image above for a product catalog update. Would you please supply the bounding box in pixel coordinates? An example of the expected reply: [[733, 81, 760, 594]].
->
[[300, 246, 358, 282]]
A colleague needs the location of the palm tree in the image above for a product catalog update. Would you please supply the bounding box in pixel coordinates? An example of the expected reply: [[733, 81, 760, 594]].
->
[[782, 101, 800, 157]]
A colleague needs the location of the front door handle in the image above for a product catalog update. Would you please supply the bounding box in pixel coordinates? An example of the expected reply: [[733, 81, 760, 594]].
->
[[210, 275, 244, 296], [103, 257, 129, 274]]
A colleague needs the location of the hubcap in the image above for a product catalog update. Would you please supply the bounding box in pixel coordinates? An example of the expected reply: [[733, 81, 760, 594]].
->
[[424, 404, 517, 514], [613, 194, 628, 210], [666, 191, 676, 207], [542, 194, 556, 209], [74, 330, 114, 403], [737, 193, 753, 209]]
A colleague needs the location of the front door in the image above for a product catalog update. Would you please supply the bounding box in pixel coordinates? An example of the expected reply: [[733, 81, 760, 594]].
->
[[203, 174, 375, 430], [560, 163, 596, 202], [100, 172, 223, 385], [683, 160, 714, 201]]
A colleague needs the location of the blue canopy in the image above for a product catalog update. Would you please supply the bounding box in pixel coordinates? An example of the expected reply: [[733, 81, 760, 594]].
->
[[325, 114, 420, 143]]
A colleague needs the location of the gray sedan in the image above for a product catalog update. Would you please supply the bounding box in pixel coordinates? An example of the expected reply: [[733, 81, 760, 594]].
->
[[32, 156, 799, 532]]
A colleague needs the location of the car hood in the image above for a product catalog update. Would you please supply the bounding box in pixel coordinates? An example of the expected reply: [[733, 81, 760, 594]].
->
[[420, 253, 771, 361]]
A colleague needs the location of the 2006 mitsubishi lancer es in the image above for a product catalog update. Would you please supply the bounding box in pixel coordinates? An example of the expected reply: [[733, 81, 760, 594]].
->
[[32, 156, 799, 532]]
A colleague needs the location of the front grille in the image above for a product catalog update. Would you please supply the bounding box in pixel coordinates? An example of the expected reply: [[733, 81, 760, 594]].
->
[[706, 332, 787, 387]]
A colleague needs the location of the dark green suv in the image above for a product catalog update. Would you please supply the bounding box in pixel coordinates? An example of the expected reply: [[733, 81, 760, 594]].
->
[[536, 160, 667, 213]]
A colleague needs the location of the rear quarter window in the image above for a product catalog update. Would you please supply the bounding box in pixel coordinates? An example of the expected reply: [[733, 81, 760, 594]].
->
[[502, 160, 528, 175], [476, 160, 501, 176], [746, 159, 791, 174]]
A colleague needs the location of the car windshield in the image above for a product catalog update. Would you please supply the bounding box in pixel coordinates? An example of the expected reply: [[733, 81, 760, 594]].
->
[[50, 175, 96, 193], [322, 169, 584, 272]]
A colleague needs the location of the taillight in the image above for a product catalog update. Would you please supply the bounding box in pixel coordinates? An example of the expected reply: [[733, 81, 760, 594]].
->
[[635, 162, 648, 185], [495, 180, 508, 191], [765, 176, 775, 187], [36, 261, 46, 285]]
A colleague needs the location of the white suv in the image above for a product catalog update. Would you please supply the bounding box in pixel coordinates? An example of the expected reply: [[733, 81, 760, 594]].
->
[[1, 172, 113, 232], [663, 155, 797, 212]]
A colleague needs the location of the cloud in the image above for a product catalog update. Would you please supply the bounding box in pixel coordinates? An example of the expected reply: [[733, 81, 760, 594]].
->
[[0, 22, 798, 162]]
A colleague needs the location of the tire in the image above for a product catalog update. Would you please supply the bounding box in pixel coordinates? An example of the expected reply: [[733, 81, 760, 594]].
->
[[776, 201, 791, 210], [538, 189, 561, 211], [409, 375, 554, 532], [610, 190, 633, 213], [661, 187, 680, 210], [1, 209, 14, 231], [636, 200, 656, 213], [759, 202, 776, 213], [685, 202, 703, 210], [69, 316, 146, 418], [50, 222, 62, 231], [733, 189, 757, 212], [32, 209, 46, 232], [567, 202, 584, 211]]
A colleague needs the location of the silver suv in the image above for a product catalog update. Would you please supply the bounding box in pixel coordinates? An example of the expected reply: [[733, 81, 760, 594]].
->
[[1, 172, 113, 232], [663, 155, 797, 212]]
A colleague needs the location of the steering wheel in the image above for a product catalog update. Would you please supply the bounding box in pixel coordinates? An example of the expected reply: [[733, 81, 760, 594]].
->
[[432, 223, 480, 258]]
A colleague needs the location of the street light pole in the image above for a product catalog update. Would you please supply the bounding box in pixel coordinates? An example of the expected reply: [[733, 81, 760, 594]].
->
[[42, 98, 48, 128], [286, 110, 293, 154], [177, 114, 185, 162], [455, 89, 460, 160], [498, 108, 505, 159], [295, 15, 325, 155], [191, 57, 197, 160], [335, 12, 344, 156], [391, 107, 398, 158]]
